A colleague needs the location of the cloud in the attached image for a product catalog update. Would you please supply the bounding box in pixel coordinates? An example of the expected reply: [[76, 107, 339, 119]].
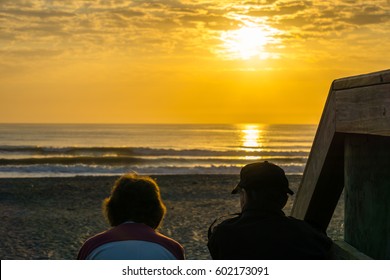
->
[[343, 5, 390, 25], [0, 0, 35, 8], [340, 0, 361, 3], [0, 30, 16, 41], [270, 0, 389, 39], [0, 49, 64, 58], [112, 9, 144, 18], [345, 13, 389, 25], [0, 0, 389, 64], [0, 8, 74, 18], [179, 14, 241, 30], [243, 0, 278, 5], [248, 1, 312, 17]]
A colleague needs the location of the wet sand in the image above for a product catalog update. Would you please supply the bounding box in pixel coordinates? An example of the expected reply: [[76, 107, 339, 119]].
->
[[0, 175, 344, 259]]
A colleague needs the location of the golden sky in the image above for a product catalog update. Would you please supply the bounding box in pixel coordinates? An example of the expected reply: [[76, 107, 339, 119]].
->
[[0, 0, 389, 124]]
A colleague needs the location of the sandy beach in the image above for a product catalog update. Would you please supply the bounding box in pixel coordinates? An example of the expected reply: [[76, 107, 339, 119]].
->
[[0, 174, 344, 260]]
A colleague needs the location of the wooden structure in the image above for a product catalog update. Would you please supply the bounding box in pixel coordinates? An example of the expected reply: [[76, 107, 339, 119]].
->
[[291, 69, 390, 259]]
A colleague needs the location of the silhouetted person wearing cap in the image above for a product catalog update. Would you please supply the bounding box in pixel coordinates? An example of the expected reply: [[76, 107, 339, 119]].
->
[[207, 161, 332, 260]]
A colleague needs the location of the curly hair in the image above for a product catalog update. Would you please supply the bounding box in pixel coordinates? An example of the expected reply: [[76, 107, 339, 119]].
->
[[103, 173, 166, 229]]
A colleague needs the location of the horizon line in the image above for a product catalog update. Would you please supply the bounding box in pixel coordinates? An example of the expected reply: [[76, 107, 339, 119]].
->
[[0, 122, 318, 125]]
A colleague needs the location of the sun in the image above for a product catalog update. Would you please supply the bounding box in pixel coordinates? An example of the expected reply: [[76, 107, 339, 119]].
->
[[219, 25, 281, 60]]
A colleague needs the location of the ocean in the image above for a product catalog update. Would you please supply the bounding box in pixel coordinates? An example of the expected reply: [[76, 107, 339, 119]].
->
[[0, 124, 316, 178]]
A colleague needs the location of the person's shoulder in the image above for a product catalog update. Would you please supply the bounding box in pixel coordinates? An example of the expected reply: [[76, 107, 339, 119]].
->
[[286, 216, 333, 242], [82, 227, 113, 245], [208, 213, 241, 238], [151, 230, 185, 259], [286, 216, 326, 232], [77, 229, 113, 259], [155, 231, 184, 249], [285, 216, 315, 227], [213, 214, 241, 227], [285, 216, 307, 224]]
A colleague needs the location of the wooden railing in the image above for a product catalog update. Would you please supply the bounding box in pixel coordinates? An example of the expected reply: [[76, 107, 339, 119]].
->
[[291, 69, 390, 259]]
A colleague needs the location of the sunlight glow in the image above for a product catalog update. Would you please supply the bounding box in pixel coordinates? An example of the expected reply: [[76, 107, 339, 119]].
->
[[220, 24, 282, 60]]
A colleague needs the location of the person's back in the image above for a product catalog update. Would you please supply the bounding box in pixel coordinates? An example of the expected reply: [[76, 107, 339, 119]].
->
[[207, 161, 332, 260], [78, 222, 183, 260], [208, 209, 332, 259]]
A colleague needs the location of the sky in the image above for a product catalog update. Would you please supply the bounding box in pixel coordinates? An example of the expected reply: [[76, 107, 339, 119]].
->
[[0, 0, 389, 124]]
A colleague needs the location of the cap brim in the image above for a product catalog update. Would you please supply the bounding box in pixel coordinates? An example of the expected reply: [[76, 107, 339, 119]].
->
[[231, 182, 242, 194], [287, 188, 294, 195]]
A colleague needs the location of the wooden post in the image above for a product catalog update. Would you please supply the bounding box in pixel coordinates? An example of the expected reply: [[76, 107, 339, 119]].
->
[[344, 134, 390, 259]]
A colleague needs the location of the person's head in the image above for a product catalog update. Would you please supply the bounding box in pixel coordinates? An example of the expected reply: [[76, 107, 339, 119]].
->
[[232, 161, 294, 210], [103, 173, 166, 230]]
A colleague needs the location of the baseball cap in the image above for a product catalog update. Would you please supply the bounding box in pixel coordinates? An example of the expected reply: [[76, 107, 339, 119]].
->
[[231, 161, 294, 195]]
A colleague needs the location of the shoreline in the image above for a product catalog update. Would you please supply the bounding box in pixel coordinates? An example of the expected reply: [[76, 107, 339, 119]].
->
[[0, 174, 343, 260]]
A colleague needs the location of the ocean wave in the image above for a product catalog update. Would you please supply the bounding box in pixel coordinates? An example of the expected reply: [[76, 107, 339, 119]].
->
[[0, 163, 305, 178], [0, 124, 314, 177], [0, 145, 310, 157], [0, 155, 308, 166]]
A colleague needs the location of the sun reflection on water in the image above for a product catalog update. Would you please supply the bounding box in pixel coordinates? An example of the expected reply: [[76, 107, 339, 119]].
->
[[240, 124, 264, 160], [243, 125, 260, 148]]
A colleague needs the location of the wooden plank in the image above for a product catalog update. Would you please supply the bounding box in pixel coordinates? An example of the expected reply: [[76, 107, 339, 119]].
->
[[330, 241, 372, 260], [292, 69, 390, 233], [336, 83, 390, 136], [383, 71, 390, 83], [291, 85, 336, 220], [302, 133, 344, 231], [344, 134, 390, 259], [333, 69, 390, 90]]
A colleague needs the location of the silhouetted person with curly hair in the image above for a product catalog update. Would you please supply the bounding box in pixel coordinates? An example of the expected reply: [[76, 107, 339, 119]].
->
[[78, 173, 184, 260]]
